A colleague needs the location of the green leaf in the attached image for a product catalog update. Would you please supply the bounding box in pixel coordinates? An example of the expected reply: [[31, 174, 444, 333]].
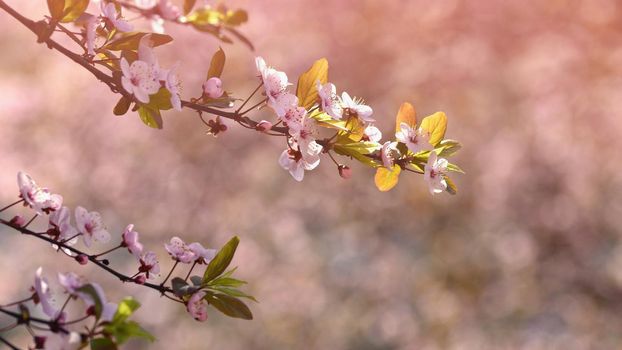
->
[[445, 175, 458, 195], [106, 321, 155, 345], [446, 162, 465, 174], [208, 277, 247, 288], [47, 0, 65, 19], [309, 111, 348, 131], [113, 96, 132, 116], [147, 88, 172, 111], [333, 144, 380, 168], [111, 298, 140, 325], [104, 33, 173, 51], [203, 236, 239, 283], [205, 294, 253, 320], [190, 276, 203, 286], [90, 338, 117, 350], [137, 105, 163, 129], [171, 277, 199, 297], [208, 287, 257, 302], [374, 165, 401, 192], [436, 139, 462, 157], [77, 284, 103, 320], [296, 58, 329, 110], [183, 0, 197, 15], [60, 0, 89, 23], [206, 47, 226, 79]]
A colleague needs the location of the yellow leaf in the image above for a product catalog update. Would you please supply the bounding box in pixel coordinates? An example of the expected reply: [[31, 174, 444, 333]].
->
[[445, 175, 458, 195], [296, 58, 328, 110], [395, 102, 417, 133], [60, 0, 89, 23], [420, 111, 447, 146], [47, 0, 65, 19], [374, 165, 401, 192], [207, 47, 226, 79]]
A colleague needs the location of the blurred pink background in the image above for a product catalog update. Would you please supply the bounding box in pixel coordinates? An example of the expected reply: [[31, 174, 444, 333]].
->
[[2, 0, 622, 349]]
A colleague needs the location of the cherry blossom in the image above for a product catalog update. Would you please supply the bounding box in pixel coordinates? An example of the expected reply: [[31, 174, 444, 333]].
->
[[381, 141, 399, 169], [363, 125, 382, 143], [341, 92, 374, 122], [165, 236, 196, 263], [158, 0, 181, 21], [100, 2, 133, 32], [78, 282, 117, 322], [138, 251, 160, 279], [75, 206, 110, 247], [317, 82, 343, 120], [256, 120, 273, 132], [255, 57, 289, 104], [278, 141, 321, 182], [203, 77, 224, 99], [163, 63, 182, 111], [395, 122, 432, 154], [134, 0, 157, 10], [122, 224, 143, 258], [424, 152, 448, 195], [85, 15, 98, 56], [186, 291, 208, 321], [33, 267, 62, 320], [49, 206, 78, 242], [120, 58, 160, 103], [188, 242, 216, 264], [58, 272, 84, 295], [290, 116, 323, 164], [273, 94, 304, 131], [17, 171, 62, 215]]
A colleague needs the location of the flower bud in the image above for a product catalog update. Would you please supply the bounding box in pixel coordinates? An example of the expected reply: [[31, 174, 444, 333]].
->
[[338, 165, 352, 179], [256, 120, 273, 132], [134, 274, 147, 285], [9, 215, 26, 227], [34, 335, 46, 349], [75, 254, 88, 265], [202, 77, 223, 99]]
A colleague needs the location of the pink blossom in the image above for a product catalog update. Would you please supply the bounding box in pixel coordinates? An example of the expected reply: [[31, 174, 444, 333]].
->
[[122, 224, 143, 258], [120, 58, 160, 103], [203, 77, 224, 99], [395, 122, 432, 154], [58, 272, 84, 295], [188, 242, 216, 264], [17, 171, 63, 215], [134, 0, 157, 10], [75, 206, 110, 247], [101, 2, 133, 32], [85, 15, 99, 56], [424, 152, 448, 195], [256, 120, 273, 132], [49, 206, 78, 242], [256, 57, 289, 104], [158, 0, 181, 20], [165, 236, 196, 263], [317, 82, 343, 120], [139, 251, 160, 279], [77, 283, 117, 322], [163, 63, 182, 111], [363, 125, 382, 143], [33, 267, 62, 319], [278, 140, 321, 182], [186, 291, 208, 321], [341, 92, 374, 122], [290, 116, 323, 166], [42, 332, 81, 350]]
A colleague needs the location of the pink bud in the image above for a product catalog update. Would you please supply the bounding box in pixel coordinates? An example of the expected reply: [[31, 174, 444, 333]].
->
[[134, 275, 147, 285], [34, 335, 46, 349], [256, 120, 273, 132], [75, 254, 88, 265], [202, 77, 223, 99], [338, 165, 352, 179], [9, 215, 26, 227]]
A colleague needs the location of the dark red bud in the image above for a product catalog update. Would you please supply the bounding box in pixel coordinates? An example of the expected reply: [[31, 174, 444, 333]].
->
[[75, 254, 88, 265], [338, 165, 352, 179]]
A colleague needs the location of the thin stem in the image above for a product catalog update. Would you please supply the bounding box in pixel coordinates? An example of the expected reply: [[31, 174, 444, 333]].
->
[[23, 214, 38, 229], [184, 262, 197, 282], [160, 260, 178, 288], [327, 151, 340, 167], [240, 98, 268, 116], [91, 243, 122, 258], [0, 335, 19, 350], [235, 82, 263, 113], [0, 199, 23, 213], [1, 296, 33, 308]]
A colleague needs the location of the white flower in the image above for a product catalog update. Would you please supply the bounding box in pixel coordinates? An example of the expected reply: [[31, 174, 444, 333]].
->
[[163, 63, 182, 111], [424, 152, 448, 195], [17, 171, 63, 215], [341, 92, 374, 122], [101, 2, 133, 32], [139, 251, 160, 279], [290, 116, 322, 165], [271, 93, 304, 131], [85, 15, 99, 56], [256, 57, 289, 104], [317, 82, 343, 120], [58, 272, 84, 295], [381, 141, 399, 169], [164, 236, 196, 263], [363, 125, 382, 143], [75, 206, 110, 247], [278, 140, 321, 182], [150, 16, 165, 33], [33, 267, 62, 320], [43, 332, 81, 350], [122, 224, 143, 258], [120, 58, 160, 103], [188, 242, 216, 264], [395, 122, 432, 154], [186, 291, 208, 321], [203, 77, 223, 99]]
